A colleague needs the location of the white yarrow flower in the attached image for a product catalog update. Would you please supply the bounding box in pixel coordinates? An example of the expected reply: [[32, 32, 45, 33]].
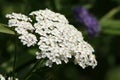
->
[[0, 74, 18, 80], [15, 27, 28, 34], [30, 9, 97, 68], [6, 13, 37, 47], [0, 74, 5, 80], [7, 19, 34, 32], [18, 33, 37, 47], [8, 77, 19, 80], [6, 8, 97, 69], [6, 12, 32, 22], [30, 9, 68, 23]]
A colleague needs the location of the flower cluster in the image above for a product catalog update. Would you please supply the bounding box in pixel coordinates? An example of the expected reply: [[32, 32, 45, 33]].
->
[[6, 13, 37, 47], [6, 9, 97, 68], [0, 74, 18, 80], [73, 7, 100, 37]]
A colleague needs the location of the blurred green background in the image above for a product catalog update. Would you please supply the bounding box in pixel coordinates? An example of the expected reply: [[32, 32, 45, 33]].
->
[[0, 0, 120, 80]]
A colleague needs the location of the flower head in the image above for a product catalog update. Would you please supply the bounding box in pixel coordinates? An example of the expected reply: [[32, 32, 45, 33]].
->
[[18, 33, 37, 47], [6, 12, 32, 22], [0, 74, 5, 80], [73, 7, 100, 37], [31, 9, 97, 68], [6, 8, 97, 68], [8, 77, 19, 80], [0, 74, 18, 80], [6, 13, 37, 47]]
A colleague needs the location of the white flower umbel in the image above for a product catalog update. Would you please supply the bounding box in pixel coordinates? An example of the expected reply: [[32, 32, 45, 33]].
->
[[6, 13, 37, 47], [30, 9, 68, 23], [31, 9, 97, 68], [6, 19, 34, 33], [6, 12, 32, 22], [6, 8, 97, 69], [0, 74, 18, 80], [0, 74, 5, 80], [18, 33, 37, 47], [8, 77, 19, 80]]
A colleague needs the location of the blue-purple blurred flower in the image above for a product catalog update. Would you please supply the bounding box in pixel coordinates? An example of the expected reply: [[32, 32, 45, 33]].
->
[[73, 7, 100, 37]]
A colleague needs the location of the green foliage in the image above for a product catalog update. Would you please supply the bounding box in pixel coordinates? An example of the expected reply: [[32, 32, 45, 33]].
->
[[106, 67, 120, 80], [101, 20, 120, 35], [0, 23, 15, 35]]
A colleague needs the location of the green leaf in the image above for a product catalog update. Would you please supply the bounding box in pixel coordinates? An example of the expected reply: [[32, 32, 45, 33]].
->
[[0, 23, 15, 35], [101, 20, 120, 35], [101, 20, 120, 29], [102, 29, 120, 35], [101, 6, 120, 20]]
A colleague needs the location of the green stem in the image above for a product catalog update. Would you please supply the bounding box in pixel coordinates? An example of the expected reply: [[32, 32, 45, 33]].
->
[[15, 58, 36, 72], [13, 36, 17, 80], [23, 59, 44, 80]]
